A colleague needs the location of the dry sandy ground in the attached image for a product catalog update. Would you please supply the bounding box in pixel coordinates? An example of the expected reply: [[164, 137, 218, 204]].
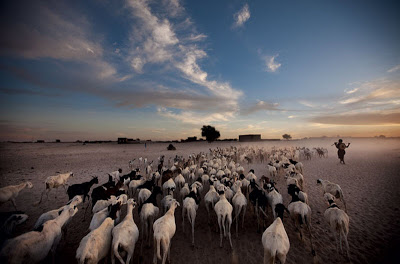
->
[[0, 138, 400, 264]]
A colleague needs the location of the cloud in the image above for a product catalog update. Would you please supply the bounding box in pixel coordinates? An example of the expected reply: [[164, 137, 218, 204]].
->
[[1, 0, 243, 128], [162, 0, 184, 17], [109, 86, 234, 112], [126, 0, 179, 68], [0, 1, 117, 81], [309, 111, 400, 125], [157, 107, 235, 125], [233, 4, 250, 28], [242, 101, 280, 115], [186, 34, 207, 42], [344, 87, 359, 94], [264, 55, 281, 73], [308, 79, 400, 126], [298, 100, 316, 108], [0, 2, 101, 61], [387, 64, 400, 73], [125, 0, 242, 121], [339, 79, 400, 105]]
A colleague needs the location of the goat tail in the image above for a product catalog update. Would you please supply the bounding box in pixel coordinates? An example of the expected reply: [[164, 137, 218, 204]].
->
[[156, 238, 162, 260], [222, 214, 227, 237], [187, 208, 192, 225], [113, 242, 124, 264]]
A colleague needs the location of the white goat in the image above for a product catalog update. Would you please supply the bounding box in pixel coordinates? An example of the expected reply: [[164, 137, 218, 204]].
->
[[153, 200, 180, 264], [174, 173, 185, 191], [323, 193, 350, 259], [182, 186, 200, 245], [317, 179, 347, 212], [287, 193, 316, 256], [266, 185, 283, 219], [179, 183, 190, 203], [295, 162, 304, 174], [129, 178, 146, 197], [92, 195, 117, 214], [161, 194, 175, 215], [201, 174, 210, 187], [76, 214, 117, 264], [232, 185, 247, 237], [138, 188, 151, 206], [262, 204, 290, 264], [0, 181, 33, 210], [286, 172, 304, 191], [89, 202, 122, 231], [214, 185, 233, 248], [33, 195, 82, 231], [0, 206, 77, 264], [140, 202, 159, 252], [37, 172, 73, 204], [267, 165, 277, 179], [162, 178, 176, 196], [182, 167, 190, 181], [111, 199, 139, 264], [204, 185, 219, 224]]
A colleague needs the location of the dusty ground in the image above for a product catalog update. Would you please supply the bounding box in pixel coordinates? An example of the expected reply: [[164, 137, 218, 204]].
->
[[1, 138, 400, 264]]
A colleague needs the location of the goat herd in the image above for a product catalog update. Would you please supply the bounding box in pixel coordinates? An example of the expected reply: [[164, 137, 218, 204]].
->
[[0, 146, 350, 264]]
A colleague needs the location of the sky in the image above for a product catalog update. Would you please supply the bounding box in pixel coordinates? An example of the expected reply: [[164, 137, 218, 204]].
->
[[0, 0, 399, 141]]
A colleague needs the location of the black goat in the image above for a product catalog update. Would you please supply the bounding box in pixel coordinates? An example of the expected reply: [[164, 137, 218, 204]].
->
[[108, 201, 122, 220], [67, 177, 98, 202], [136, 175, 156, 191], [249, 181, 269, 232], [0, 211, 28, 248], [102, 175, 115, 189], [91, 179, 124, 209], [184, 189, 201, 205], [119, 168, 140, 182], [138, 186, 162, 214]]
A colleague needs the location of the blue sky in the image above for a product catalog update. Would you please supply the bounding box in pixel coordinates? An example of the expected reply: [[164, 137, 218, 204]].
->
[[0, 0, 399, 141]]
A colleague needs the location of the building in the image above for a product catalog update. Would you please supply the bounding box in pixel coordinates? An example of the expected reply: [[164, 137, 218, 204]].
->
[[117, 137, 127, 144], [239, 134, 261, 142]]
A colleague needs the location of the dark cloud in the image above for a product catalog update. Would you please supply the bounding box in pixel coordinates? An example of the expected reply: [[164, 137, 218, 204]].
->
[[0, 87, 60, 97]]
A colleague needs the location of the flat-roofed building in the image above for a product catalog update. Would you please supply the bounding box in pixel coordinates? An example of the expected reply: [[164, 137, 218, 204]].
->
[[239, 134, 261, 142]]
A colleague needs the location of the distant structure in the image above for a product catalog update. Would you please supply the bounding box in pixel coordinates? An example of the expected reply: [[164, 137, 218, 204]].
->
[[55, 139, 61, 143], [118, 137, 127, 144], [118, 138, 139, 144], [181, 136, 197, 143], [36, 140, 45, 143], [239, 134, 261, 142]]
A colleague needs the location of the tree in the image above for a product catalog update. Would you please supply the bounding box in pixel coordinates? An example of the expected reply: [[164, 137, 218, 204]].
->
[[282, 134, 292, 140], [201, 125, 220, 143]]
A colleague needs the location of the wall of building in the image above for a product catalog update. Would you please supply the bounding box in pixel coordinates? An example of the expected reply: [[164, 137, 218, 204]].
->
[[239, 134, 261, 142]]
